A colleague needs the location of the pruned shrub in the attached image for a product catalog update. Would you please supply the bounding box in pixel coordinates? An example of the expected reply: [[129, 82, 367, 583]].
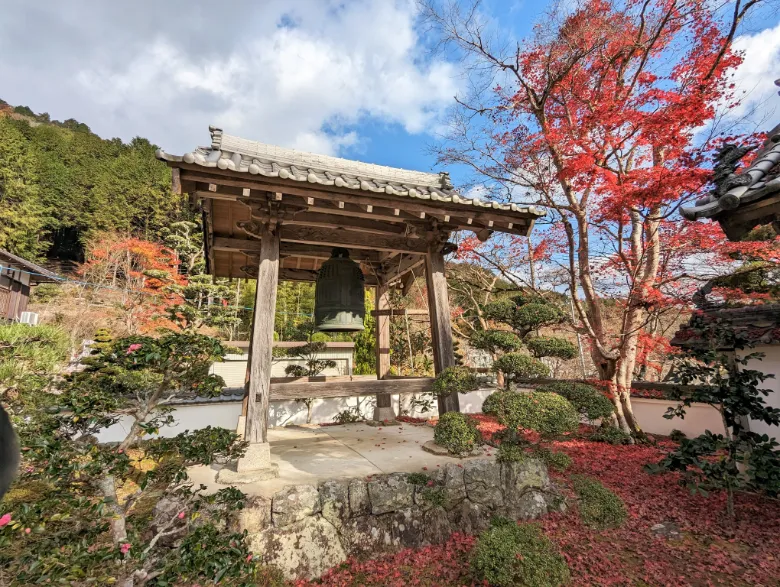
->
[[533, 446, 573, 472], [496, 442, 528, 463], [481, 391, 505, 417], [492, 391, 579, 437], [493, 352, 550, 385], [469, 329, 523, 354], [434, 412, 480, 455], [525, 336, 577, 360], [538, 381, 614, 422], [572, 475, 627, 529], [431, 366, 479, 396], [471, 518, 570, 587], [591, 425, 632, 445]]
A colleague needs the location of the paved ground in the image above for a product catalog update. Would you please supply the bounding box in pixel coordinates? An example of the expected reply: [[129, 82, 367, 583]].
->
[[188, 422, 494, 497]]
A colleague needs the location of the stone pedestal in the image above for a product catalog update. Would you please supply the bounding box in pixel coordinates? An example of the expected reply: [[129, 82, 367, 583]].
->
[[370, 405, 398, 425], [216, 442, 279, 484]]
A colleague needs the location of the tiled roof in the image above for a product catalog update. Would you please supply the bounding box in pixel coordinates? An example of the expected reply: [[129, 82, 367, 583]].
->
[[681, 125, 780, 222], [156, 126, 545, 217], [0, 248, 59, 283], [671, 304, 780, 349]]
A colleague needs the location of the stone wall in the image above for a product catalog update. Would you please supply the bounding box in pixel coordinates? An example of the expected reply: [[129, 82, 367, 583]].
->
[[234, 457, 562, 580]]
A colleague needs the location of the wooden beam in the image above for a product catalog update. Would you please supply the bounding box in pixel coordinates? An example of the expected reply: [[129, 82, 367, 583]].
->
[[276, 267, 378, 286], [213, 237, 383, 262], [171, 168, 181, 195], [373, 284, 395, 421], [426, 244, 459, 415], [267, 377, 434, 401], [245, 223, 280, 444], [285, 211, 408, 235], [278, 225, 427, 253], [371, 309, 429, 317]]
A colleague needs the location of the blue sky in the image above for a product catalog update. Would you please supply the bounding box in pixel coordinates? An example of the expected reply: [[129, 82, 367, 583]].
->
[[0, 0, 778, 191]]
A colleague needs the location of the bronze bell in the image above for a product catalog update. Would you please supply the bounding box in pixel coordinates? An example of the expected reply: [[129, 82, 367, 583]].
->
[[314, 248, 365, 332]]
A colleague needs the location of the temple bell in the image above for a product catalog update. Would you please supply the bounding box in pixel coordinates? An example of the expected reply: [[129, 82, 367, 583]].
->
[[314, 248, 365, 332]]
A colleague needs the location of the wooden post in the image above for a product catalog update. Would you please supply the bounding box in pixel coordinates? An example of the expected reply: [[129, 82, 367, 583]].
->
[[372, 283, 396, 422], [245, 222, 280, 444], [426, 245, 459, 415]]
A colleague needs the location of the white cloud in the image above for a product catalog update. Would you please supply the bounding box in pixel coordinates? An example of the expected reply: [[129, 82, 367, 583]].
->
[[728, 22, 780, 124], [43, 0, 458, 156]]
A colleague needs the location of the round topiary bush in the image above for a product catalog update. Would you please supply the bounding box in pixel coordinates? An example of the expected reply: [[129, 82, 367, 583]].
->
[[431, 366, 479, 396], [493, 352, 550, 386], [571, 475, 627, 529], [538, 382, 614, 422], [433, 412, 480, 455], [481, 390, 507, 417], [494, 391, 579, 437], [471, 518, 570, 587], [525, 336, 578, 360]]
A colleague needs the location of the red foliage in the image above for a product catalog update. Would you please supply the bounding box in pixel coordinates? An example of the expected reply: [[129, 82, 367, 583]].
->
[[79, 234, 185, 332], [298, 433, 780, 586]]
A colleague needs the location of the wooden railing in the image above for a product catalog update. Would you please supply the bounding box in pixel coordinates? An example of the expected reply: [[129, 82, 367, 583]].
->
[[267, 375, 435, 401]]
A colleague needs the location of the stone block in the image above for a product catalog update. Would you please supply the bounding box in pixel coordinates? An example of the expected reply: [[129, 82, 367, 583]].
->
[[216, 462, 279, 484], [272, 484, 321, 527], [348, 478, 370, 517], [231, 495, 272, 534], [463, 458, 503, 508], [367, 473, 414, 515], [249, 516, 346, 580], [447, 499, 491, 535], [319, 479, 349, 528], [501, 458, 550, 499]]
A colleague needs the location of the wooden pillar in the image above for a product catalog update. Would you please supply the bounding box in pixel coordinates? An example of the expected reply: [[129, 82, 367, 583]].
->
[[426, 245, 460, 415], [373, 283, 396, 422], [245, 222, 280, 444]]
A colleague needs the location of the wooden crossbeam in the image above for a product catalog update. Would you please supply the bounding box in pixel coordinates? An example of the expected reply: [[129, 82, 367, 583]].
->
[[285, 211, 408, 236], [214, 237, 386, 262], [267, 376, 434, 401]]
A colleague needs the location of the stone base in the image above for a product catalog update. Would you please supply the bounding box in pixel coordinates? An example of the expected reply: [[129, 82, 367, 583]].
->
[[371, 405, 398, 424], [365, 418, 400, 427], [216, 462, 280, 484], [421, 440, 483, 458], [216, 442, 280, 484], [237, 442, 272, 472]]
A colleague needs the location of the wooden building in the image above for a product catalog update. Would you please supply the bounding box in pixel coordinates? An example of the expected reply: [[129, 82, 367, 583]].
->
[[0, 248, 59, 321], [157, 127, 543, 475]]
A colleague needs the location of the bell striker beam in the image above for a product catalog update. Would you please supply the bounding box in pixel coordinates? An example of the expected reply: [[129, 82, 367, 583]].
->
[[425, 241, 459, 415], [372, 281, 397, 422], [245, 221, 280, 444]]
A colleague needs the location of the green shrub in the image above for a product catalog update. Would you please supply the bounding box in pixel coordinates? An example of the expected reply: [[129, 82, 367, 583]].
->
[[434, 412, 480, 455], [469, 329, 523, 354], [525, 336, 577, 360], [481, 391, 505, 416], [533, 447, 573, 472], [538, 382, 614, 422], [431, 365, 479, 396], [493, 353, 550, 384], [496, 442, 529, 463], [572, 475, 627, 529], [591, 425, 632, 445], [471, 518, 570, 587], [669, 429, 687, 442], [492, 391, 579, 436]]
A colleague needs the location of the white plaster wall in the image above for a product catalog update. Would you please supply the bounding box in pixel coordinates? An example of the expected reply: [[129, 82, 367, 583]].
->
[[737, 344, 780, 441], [95, 387, 730, 444]]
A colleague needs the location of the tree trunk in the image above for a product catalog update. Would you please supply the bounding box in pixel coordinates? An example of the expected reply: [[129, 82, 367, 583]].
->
[[97, 475, 127, 543]]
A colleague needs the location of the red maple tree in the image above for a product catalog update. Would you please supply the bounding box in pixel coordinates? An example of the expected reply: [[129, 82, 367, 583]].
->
[[424, 0, 776, 434], [80, 234, 185, 333]]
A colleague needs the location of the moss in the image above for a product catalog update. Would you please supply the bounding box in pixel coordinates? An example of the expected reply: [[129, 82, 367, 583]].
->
[[572, 475, 627, 529], [471, 518, 570, 586], [2, 479, 53, 509], [406, 472, 430, 486]]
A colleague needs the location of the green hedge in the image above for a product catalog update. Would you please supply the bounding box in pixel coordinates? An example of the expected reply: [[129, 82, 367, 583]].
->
[[489, 391, 579, 436], [590, 425, 632, 445], [471, 518, 570, 587], [434, 412, 480, 455], [571, 475, 627, 529], [431, 366, 479, 396], [538, 382, 614, 422]]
